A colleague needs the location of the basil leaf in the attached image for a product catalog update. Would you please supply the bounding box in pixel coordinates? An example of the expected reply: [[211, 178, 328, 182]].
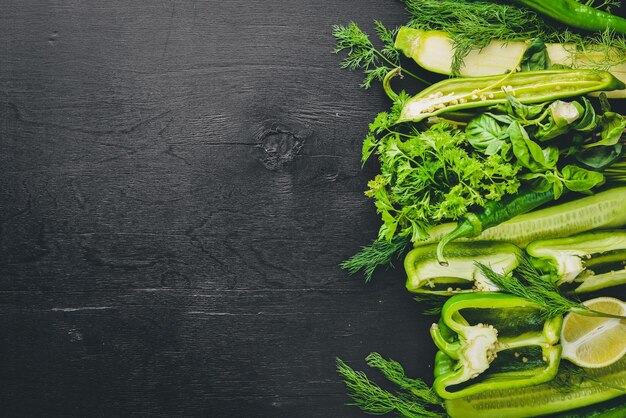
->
[[485, 112, 514, 125], [587, 112, 626, 148], [542, 146, 559, 169], [551, 174, 564, 200], [576, 144, 623, 169], [573, 97, 597, 132], [561, 165, 605, 192], [520, 39, 550, 72], [497, 94, 546, 122], [466, 114, 508, 155], [535, 100, 584, 141]]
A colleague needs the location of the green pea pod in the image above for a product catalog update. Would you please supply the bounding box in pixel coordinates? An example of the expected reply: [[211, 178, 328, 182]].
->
[[431, 293, 563, 400], [386, 69, 624, 124]]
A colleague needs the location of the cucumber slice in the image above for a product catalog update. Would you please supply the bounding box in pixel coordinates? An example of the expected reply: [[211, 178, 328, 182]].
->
[[417, 187, 626, 249], [395, 27, 626, 99], [445, 356, 626, 418]]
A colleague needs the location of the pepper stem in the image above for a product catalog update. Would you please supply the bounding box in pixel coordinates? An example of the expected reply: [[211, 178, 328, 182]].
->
[[436, 214, 482, 266], [383, 67, 401, 101]]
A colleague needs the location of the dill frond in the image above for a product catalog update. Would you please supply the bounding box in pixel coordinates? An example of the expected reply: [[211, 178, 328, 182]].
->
[[336, 356, 444, 418], [476, 257, 626, 320], [401, 0, 626, 74], [476, 257, 580, 319], [341, 235, 411, 282], [332, 21, 430, 88]]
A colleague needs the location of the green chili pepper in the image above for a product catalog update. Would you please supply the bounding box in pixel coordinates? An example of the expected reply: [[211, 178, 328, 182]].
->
[[385, 69, 625, 124], [431, 293, 563, 400], [527, 230, 626, 293], [435, 188, 555, 265], [513, 0, 626, 35]]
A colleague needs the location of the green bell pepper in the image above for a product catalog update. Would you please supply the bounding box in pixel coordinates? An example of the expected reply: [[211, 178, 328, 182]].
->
[[405, 241, 522, 294], [527, 230, 626, 293], [431, 293, 563, 399]]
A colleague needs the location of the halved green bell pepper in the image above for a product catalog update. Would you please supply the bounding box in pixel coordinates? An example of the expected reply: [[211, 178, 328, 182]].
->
[[431, 293, 562, 399], [405, 241, 522, 294], [527, 230, 626, 293]]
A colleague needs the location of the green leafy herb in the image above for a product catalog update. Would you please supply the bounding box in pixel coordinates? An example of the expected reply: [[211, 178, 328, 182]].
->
[[587, 111, 626, 148], [341, 235, 411, 282], [336, 354, 444, 418], [576, 143, 622, 169], [332, 22, 429, 88], [401, 0, 626, 74], [520, 38, 550, 71], [507, 121, 559, 173], [561, 165, 605, 192], [552, 362, 626, 395], [476, 257, 626, 320], [368, 121, 521, 242], [466, 114, 510, 157]]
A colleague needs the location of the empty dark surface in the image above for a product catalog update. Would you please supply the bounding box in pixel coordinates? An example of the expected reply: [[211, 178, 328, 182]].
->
[[0, 1, 437, 417]]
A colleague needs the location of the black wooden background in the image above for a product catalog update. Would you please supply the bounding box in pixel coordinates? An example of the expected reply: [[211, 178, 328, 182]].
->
[[0, 1, 439, 417]]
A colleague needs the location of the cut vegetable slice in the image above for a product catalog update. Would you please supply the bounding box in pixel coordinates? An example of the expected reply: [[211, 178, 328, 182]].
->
[[561, 297, 626, 368], [394, 27, 626, 98]]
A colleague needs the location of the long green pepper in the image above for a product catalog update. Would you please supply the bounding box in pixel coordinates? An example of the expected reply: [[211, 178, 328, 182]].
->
[[387, 69, 624, 124], [513, 0, 626, 35]]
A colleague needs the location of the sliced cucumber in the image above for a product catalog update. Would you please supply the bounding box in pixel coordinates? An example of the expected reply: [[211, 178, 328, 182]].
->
[[417, 187, 626, 249], [395, 27, 626, 98], [445, 356, 626, 418]]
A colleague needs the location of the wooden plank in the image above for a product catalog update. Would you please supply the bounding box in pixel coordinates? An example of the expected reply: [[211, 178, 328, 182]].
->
[[0, 0, 434, 417]]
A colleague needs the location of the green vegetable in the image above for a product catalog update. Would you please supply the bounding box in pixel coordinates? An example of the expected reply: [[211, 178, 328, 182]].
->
[[512, 0, 626, 35], [364, 121, 521, 243], [389, 69, 625, 124], [435, 188, 555, 265], [338, 352, 626, 418], [589, 111, 626, 148], [332, 21, 429, 89], [432, 186, 626, 264], [341, 235, 411, 282], [465, 114, 510, 156], [400, 0, 626, 76], [405, 241, 522, 293], [527, 230, 626, 293], [476, 257, 626, 319], [431, 293, 562, 399], [336, 353, 445, 417], [445, 356, 626, 418]]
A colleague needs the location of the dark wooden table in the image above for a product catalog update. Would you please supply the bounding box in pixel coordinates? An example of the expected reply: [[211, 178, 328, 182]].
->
[[1, 1, 437, 416]]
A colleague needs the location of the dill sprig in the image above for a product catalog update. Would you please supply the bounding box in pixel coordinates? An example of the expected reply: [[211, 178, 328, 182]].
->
[[341, 235, 411, 282], [401, 0, 626, 74], [332, 21, 430, 88], [336, 353, 444, 418], [476, 257, 626, 320], [552, 361, 626, 395]]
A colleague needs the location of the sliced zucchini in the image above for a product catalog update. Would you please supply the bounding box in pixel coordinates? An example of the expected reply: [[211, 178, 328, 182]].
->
[[395, 27, 626, 98]]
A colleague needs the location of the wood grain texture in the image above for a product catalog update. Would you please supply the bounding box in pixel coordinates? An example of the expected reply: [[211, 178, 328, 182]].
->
[[0, 1, 438, 417]]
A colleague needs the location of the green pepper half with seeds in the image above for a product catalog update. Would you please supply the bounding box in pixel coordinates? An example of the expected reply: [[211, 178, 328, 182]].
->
[[431, 293, 563, 400], [528, 230, 626, 293]]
